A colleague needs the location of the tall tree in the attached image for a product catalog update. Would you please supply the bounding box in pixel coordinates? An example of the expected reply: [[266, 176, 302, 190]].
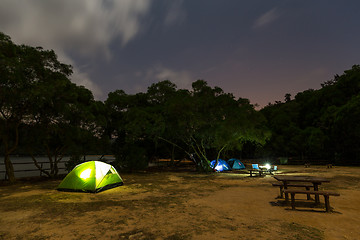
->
[[23, 84, 99, 177], [262, 65, 360, 164], [105, 89, 165, 171], [0, 32, 72, 181], [158, 80, 270, 171]]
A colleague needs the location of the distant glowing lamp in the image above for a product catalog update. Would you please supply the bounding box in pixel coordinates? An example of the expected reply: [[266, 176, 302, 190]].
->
[[80, 169, 92, 180], [265, 163, 271, 170]]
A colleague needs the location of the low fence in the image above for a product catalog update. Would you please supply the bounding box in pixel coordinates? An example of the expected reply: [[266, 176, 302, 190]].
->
[[237, 158, 334, 166], [0, 157, 67, 180], [285, 158, 334, 165], [0, 155, 116, 180]]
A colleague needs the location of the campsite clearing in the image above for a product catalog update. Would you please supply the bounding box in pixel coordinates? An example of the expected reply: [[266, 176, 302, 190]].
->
[[0, 165, 359, 239]]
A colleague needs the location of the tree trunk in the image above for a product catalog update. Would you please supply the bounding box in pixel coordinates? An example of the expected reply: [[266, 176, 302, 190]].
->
[[170, 145, 175, 166], [2, 123, 20, 183], [53, 153, 63, 177], [212, 145, 227, 171], [4, 154, 16, 183], [30, 153, 51, 177]]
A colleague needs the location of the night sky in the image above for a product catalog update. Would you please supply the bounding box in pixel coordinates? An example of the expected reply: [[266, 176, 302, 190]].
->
[[1, 0, 360, 108]]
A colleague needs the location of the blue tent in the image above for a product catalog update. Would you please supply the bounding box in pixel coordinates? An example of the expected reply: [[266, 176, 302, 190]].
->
[[210, 159, 231, 171], [227, 158, 246, 170]]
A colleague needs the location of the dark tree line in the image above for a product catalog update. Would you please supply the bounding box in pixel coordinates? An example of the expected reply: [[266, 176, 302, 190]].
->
[[1, 32, 106, 181], [105, 80, 269, 172], [1, 32, 360, 182], [1, 32, 269, 181], [261, 65, 360, 165]]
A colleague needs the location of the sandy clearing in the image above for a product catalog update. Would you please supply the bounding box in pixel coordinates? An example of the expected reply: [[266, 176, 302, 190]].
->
[[0, 165, 359, 239]]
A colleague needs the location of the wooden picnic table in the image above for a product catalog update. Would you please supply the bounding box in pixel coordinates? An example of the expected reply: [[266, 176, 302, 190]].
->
[[273, 175, 330, 204], [248, 169, 265, 177], [248, 168, 273, 177]]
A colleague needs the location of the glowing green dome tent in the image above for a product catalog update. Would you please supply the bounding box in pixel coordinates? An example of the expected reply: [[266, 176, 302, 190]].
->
[[57, 161, 123, 193]]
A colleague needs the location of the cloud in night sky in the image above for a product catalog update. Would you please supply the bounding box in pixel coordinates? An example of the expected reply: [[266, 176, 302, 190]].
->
[[148, 65, 193, 90], [164, 0, 187, 26], [0, 0, 151, 98], [1, 1, 360, 108], [131, 65, 193, 93], [253, 7, 279, 28]]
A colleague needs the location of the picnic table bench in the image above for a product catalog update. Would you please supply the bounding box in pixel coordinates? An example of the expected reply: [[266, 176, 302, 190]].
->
[[273, 175, 330, 203], [248, 169, 266, 177], [271, 182, 313, 199], [248, 164, 277, 177], [283, 189, 340, 212]]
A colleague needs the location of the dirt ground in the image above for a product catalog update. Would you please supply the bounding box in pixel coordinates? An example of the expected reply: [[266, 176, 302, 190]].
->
[[0, 165, 359, 240]]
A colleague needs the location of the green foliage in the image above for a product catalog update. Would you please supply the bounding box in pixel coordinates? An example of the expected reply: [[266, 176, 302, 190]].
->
[[1, 32, 108, 180], [3, 29, 360, 178], [152, 80, 270, 171], [104, 79, 270, 172], [65, 155, 84, 172], [1, 32, 76, 180], [114, 144, 148, 172], [263, 65, 360, 165]]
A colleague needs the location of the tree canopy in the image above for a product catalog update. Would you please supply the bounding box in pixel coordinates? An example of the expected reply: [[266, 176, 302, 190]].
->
[[262, 65, 360, 165], [1, 30, 360, 182], [104, 80, 270, 172], [1, 32, 102, 181]]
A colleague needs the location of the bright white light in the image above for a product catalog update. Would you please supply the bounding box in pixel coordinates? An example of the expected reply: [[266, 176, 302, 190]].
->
[[80, 169, 92, 180], [265, 163, 271, 170]]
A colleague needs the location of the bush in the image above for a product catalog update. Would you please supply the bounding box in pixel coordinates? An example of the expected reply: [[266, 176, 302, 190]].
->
[[114, 145, 149, 172], [65, 155, 84, 172]]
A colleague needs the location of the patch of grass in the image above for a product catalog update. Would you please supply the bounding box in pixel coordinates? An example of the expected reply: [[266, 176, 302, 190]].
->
[[330, 175, 360, 189], [164, 232, 191, 240], [25, 234, 50, 240], [281, 222, 324, 240], [75, 233, 98, 240], [118, 229, 156, 240], [0, 232, 8, 240], [47, 192, 84, 201], [0, 193, 126, 216], [247, 224, 262, 231]]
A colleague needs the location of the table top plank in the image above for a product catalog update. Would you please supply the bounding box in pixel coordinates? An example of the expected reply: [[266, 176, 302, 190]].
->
[[273, 175, 330, 183]]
